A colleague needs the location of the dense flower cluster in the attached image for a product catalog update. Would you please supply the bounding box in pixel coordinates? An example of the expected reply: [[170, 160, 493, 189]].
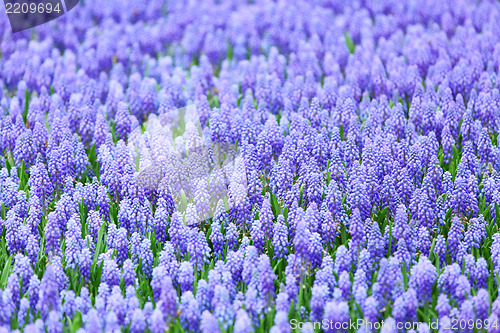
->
[[0, 0, 499, 331]]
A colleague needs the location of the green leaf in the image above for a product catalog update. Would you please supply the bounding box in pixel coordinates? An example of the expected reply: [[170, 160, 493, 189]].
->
[[68, 312, 82, 333], [0, 255, 12, 289], [22, 90, 30, 125], [270, 193, 280, 217], [179, 189, 188, 214], [345, 32, 355, 54], [92, 223, 106, 265], [377, 207, 388, 224], [496, 202, 500, 224], [1, 203, 5, 220], [401, 263, 408, 289]]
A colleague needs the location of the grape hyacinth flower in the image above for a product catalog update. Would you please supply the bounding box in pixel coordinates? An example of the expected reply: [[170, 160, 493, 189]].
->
[[0, 1, 499, 331], [273, 215, 289, 260]]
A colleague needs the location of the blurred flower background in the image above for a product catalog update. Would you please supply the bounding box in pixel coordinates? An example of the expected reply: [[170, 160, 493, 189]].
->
[[0, 0, 499, 332]]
